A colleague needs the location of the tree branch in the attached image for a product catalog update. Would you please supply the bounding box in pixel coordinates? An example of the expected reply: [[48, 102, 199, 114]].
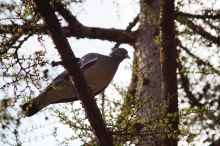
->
[[0, 24, 136, 45], [176, 16, 220, 46], [179, 44, 220, 74], [32, 0, 113, 145], [178, 59, 204, 108], [0, 14, 39, 55], [112, 15, 139, 49], [53, 0, 137, 43], [176, 11, 220, 20], [0, 1, 136, 44]]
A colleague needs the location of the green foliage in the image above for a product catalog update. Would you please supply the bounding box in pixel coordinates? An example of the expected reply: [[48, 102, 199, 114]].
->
[[0, 0, 220, 145]]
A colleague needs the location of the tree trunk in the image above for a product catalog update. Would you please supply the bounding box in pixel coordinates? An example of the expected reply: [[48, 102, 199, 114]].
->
[[136, 0, 178, 145], [136, 0, 162, 145]]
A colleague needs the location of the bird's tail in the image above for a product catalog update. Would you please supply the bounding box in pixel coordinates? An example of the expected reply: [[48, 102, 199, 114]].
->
[[21, 88, 79, 117], [21, 94, 47, 117], [21, 101, 39, 117]]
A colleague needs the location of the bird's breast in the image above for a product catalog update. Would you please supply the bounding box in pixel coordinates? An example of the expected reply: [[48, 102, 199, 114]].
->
[[83, 62, 117, 93]]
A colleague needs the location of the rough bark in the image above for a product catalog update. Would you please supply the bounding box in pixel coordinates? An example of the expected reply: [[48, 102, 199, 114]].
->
[[32, 0, 113, 145], [136, 0, 162, 145], [136, 0, 178, 145]]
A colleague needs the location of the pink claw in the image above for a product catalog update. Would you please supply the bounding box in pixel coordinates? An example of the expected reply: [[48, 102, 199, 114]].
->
[[88, 84, 95, 90]]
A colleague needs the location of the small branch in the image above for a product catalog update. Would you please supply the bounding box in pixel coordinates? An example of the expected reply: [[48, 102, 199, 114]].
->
[[111, 131, 165, 136], [176, 16, 220, 46], [176, 11, 220, 20], [112, 15, 139, 50], [126, 15, 139, 31], [0, 14, 39, 55], [51, 61, 64, 67], [178, 59, 204, 108], [179, 44, 220, 74]]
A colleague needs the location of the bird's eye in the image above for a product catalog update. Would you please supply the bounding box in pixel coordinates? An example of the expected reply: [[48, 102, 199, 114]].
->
[[119, 51, 122, 53]]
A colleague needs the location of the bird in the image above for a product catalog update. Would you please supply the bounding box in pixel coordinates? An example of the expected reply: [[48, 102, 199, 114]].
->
[[21, 48, 130, 117]]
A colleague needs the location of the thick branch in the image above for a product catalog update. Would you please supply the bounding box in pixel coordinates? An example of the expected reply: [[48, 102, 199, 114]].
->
[[53, 0, 136, 43], [0, 24, 136, 44], [64, 26, 136, 43], [33, 0, 113, 145], [0, 1, 136, 44], [176, 16, 220, 46]]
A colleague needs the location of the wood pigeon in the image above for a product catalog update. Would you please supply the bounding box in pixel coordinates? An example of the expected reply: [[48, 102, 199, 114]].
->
[[21, 48, 130, 117]]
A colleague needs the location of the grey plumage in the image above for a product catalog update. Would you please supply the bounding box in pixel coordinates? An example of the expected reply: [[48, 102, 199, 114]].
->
[[21, 48, 130, 117]]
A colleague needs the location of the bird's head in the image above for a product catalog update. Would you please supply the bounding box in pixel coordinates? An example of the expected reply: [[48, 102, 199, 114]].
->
[[110, 48, 130, 62]]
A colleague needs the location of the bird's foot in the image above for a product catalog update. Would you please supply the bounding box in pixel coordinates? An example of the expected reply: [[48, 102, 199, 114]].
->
[[88, 84, 95, 91]]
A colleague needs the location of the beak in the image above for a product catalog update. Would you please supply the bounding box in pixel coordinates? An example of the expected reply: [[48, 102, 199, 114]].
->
[[125, 54, 130, 59]]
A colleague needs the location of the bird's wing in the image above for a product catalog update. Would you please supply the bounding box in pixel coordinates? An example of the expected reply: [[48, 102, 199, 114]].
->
[[42, 71, 69, 94], [79, 53, 98, 69], [42, 53, 98, 93], [41, 53, 98, 95]]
